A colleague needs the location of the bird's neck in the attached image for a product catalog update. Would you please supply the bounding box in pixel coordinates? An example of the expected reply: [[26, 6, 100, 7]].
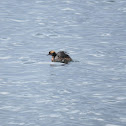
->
[[52, 52, 57, 57], [51, 56, 55, 62], [51, 52, 57, 62]]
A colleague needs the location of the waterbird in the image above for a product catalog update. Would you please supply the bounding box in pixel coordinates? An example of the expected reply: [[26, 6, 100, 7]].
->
[[48, 50, 72, 63]]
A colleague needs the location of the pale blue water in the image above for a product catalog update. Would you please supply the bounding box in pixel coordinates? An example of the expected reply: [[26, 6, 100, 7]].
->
[[0, 0, 126, 126]]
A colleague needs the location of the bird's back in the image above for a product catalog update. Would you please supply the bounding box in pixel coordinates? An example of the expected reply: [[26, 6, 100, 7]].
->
[[57, 51, 71, 58], [55, 51, 72, 63]]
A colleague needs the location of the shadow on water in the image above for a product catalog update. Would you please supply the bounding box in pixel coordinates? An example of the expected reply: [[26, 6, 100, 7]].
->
[[108, 0, 115, 2], [50, 63, 66, 67], [49, 60, 79, 67]]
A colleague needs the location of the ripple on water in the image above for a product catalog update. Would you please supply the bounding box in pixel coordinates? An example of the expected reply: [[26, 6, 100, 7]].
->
[[32, 33, 60, 38], [118, 8, 126, 12], [86, 61, 101, 66], [106, 124, 120, 126], [49, 114, 62, 118], [88, 53, 105, 57], [10, 19, 29, 23], [0, 106, 21, 112], [32, 32, 82, 39], [0, 37, 11, 41], [120, 118, 126, 123], [116, 97, 126, 100], [8, 122, 25, 125], [61, 8, 75, 11], [101, 33, 111, 37], [0, 56, 11, 59], [0, 92, 10, 95]]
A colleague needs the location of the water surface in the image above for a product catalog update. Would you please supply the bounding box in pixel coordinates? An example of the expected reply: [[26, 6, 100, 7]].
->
[[0, 0, 126, 126]]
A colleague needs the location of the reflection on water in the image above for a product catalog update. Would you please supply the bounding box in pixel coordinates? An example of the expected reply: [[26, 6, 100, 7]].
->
[[0, 0, 126, 126]]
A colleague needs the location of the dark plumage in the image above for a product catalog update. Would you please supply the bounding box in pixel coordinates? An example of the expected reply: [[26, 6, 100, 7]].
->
[[48, 50, 72, 63]]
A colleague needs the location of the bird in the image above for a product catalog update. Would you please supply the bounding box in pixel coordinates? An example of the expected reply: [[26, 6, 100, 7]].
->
[[48, 50, 72, 63]]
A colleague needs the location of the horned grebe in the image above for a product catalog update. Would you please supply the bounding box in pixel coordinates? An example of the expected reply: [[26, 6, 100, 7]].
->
[[48, 50, 72, 63]]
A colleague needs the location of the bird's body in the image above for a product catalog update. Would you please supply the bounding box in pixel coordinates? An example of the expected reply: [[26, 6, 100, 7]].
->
[[48, 50, 72, 63]]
